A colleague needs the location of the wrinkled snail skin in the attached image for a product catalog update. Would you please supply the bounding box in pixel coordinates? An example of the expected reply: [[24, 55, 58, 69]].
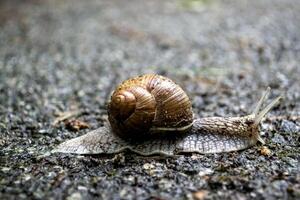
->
[[53, 75, 282, 156]]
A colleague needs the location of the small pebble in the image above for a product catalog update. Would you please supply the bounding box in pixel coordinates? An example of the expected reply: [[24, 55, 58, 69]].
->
[[193, 190, 208, 200], [198, 168, 214, 176], [280, 120, 299, 133], [65, 119, 90, 131], [1, 167, 11, 172], [143, 163, 155, 170], [66, 192, 82, 200], [260, 146, 271, 156], [77, 186, 88, 191], [271, 134, 287, 145], [158, 179, 173, 190]]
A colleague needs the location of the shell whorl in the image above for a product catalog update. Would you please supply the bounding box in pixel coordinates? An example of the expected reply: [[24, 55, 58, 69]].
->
[[107, 74, 193, 139]]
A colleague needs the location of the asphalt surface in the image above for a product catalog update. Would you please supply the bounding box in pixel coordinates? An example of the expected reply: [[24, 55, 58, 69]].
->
[[0, 0, 299, 199]]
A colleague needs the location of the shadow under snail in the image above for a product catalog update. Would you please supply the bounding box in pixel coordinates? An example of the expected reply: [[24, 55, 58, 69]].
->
[[54, 74, 282, 156]]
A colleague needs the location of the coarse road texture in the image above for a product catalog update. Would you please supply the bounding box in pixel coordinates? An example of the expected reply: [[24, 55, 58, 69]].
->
[[0, 0, 299, 199]]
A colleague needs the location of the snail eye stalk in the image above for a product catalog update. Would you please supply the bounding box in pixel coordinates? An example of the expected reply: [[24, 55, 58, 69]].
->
[[252, 87, 282, 126]]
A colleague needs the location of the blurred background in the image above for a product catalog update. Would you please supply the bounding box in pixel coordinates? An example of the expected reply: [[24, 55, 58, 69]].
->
[[0, 0, 299, 199], [1, 0, 299, 113]]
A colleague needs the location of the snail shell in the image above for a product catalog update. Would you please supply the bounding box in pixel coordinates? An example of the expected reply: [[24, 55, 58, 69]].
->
[[108, 74, 193, 139], [54, 74, 282, 156]]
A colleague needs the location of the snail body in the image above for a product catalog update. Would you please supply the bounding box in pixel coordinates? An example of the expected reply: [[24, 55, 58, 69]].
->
[[54, 74, 281, 156]]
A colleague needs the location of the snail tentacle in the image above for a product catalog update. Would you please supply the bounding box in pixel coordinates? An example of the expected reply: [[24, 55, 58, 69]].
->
[[252, 87, 271, 116], [251, 88, 282, 144], [254, 95, 282, 126]]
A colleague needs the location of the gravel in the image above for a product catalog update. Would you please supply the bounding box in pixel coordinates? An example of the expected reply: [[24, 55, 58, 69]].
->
[[0, 0, 299, 199]]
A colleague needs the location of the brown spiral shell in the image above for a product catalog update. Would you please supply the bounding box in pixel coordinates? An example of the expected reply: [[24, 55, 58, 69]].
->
[[107, 74, 193, 139]]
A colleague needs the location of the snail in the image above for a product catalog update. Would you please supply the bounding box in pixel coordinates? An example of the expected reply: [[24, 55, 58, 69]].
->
[[54, 74, 282, 156]]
